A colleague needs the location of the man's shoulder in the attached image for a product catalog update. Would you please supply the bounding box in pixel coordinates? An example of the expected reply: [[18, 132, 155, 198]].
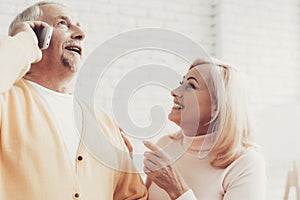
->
[[1, 79, 36, 102]]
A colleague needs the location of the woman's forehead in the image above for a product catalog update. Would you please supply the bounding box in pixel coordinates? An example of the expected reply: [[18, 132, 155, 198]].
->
[[187, 64, 211, 79]]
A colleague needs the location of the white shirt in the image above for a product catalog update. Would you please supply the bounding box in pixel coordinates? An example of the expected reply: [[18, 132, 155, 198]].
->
[[26, 80, 81, 169]]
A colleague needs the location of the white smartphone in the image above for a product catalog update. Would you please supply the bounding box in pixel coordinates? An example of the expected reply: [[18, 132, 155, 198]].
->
[[34, 26, 53, 50]]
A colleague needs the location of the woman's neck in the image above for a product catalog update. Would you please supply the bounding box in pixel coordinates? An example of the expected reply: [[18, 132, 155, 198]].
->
[[182, 125, 210, 137]]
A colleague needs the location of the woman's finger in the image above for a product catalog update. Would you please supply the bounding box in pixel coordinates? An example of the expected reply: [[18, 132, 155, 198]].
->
[[143, 141, 168, 159], [144, 151, 162, 166], [143, 159, 158, 173], [143, 140, 159, 151]]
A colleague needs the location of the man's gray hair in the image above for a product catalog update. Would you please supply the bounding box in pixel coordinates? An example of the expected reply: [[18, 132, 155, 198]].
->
[[8, 1, 64, 36]]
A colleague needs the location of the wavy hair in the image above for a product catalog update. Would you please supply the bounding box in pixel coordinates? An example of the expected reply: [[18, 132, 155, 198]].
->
[[189, 58, 255, 168]]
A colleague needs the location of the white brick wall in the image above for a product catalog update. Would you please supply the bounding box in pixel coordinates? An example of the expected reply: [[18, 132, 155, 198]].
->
[[1, 0, 300, 199], [215, 0, 300, 104], [213, 1, 300, 199]]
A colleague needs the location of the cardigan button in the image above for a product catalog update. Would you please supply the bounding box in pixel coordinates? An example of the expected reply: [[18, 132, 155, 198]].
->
[[77, 155, 83, 161], [73, 192, 80, 199]]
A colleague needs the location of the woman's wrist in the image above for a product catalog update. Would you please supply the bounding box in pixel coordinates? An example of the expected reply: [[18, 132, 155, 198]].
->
[[168, 185, 189, 200]]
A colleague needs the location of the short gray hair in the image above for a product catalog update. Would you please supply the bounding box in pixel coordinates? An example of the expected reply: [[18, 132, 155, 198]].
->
[[8, 1, 64, 36]]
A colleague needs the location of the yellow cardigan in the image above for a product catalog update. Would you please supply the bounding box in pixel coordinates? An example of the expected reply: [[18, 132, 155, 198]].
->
[[0, 32, 147, 199]]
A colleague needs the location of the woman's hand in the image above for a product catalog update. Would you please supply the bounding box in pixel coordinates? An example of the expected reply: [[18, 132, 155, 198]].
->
[[143, 141, 189, 200]]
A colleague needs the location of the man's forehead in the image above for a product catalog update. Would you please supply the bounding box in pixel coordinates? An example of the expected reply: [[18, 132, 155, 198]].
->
[[40, 4, 80, 24]]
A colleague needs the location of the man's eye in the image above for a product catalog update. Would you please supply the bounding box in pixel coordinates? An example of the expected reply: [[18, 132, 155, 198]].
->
[[58, 20, 67, 26]]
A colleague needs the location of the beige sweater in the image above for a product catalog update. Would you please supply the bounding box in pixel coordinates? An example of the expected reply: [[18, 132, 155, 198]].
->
[[148, 133, 266, 200], [0, 32, 147, 200]]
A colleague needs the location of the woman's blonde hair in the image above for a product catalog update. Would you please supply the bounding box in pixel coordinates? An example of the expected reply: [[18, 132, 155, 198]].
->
[[190, 58, 255, 169]]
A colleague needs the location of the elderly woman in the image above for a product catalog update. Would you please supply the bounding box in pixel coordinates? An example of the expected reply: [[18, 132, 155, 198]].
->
[[143, 58, 266, 200]]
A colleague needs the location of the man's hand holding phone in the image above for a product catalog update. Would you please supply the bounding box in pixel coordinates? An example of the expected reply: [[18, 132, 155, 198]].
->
[[33, 25, 53, 50], [10, 21, 53, 62], [10, 21, 53, 50]]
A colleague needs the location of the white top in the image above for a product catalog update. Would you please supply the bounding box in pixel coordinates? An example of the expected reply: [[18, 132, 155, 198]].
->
[[26, 80, 81, 169], [148, 132, 266, 200]]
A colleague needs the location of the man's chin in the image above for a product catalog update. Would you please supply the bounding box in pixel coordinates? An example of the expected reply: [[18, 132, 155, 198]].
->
[[69, 64, 81, 72], [62, 57, 81, 72]]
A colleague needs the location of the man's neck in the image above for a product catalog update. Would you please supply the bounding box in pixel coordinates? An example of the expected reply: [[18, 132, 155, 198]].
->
[[24, 74, 74, 94]]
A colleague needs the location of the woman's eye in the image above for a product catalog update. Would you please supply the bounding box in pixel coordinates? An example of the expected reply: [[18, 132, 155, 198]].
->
[[186, 83, 196, 89]]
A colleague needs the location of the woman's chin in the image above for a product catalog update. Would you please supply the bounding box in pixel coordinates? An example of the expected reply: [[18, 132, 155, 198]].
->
[[168, 113, 181, 127]]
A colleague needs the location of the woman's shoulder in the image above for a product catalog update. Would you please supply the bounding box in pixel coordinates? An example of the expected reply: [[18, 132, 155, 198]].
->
[[235, 148, 265, 166], [222, 148, 267, 195], [226, 148, 266, 175]]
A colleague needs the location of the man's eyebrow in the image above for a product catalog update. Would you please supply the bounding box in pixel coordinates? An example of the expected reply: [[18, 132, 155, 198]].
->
[[187, 77, 199, 84], [56, 15, 81, 27]]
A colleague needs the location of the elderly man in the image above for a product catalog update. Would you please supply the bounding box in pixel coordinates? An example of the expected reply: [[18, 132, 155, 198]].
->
[[0, 2, 147, 199]]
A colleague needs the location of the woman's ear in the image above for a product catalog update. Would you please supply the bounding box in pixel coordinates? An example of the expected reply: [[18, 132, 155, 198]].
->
[[211, 103, 217, 118]]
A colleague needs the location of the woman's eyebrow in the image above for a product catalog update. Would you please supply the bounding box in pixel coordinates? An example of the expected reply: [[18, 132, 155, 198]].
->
[[187, 77, 199, 84]]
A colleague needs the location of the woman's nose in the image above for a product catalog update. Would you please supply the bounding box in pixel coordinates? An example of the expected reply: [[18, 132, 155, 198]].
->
[[171, 86, 182, 98]]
